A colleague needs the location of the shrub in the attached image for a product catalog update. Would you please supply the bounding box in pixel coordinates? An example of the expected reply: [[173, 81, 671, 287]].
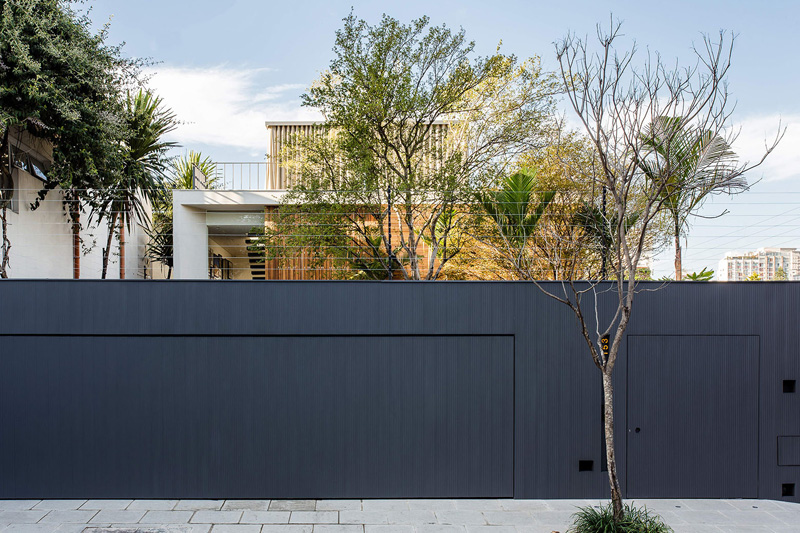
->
[[568, 503, 673, 533]]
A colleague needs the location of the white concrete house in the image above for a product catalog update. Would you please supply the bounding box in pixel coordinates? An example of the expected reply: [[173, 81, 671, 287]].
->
[[3, 127, 148, 279]]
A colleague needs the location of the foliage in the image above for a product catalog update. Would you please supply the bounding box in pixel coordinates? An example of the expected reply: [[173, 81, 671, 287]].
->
[[774, 267, 788, 281], [568, 503, 673, 533], [472, 169, 554, 279], [0, 0, 144, 277], [573, 202, 641, 280], [477, 170, 555, 244], [271, 12, 559, 280], [639, 116, 748, 280], [747, 272, 761, 281], [145, 152, 217, 278], [685, 267, 714, 281], [92, 89, 177, 278]]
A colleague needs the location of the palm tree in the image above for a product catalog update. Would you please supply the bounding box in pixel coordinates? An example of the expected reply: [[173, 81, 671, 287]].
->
[[639, 117, 746, 280], [476, 169, 555, 277], [145, 152, 217, 278], [96, 90, 178, 278]]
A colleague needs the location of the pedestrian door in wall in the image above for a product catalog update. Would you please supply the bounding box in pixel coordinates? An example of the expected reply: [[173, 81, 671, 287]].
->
[[626, 335, 759, 498]]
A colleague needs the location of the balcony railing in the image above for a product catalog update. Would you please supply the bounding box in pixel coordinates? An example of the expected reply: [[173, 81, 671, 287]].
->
[[204, 162, 276, 190]]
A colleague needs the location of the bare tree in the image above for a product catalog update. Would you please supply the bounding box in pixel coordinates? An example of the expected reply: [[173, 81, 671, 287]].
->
[[481, 19, 781, 521]]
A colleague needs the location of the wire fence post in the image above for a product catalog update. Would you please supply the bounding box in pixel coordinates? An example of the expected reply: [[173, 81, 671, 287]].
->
[[601, 184, 607, 281], [387, 185, 394, 280]]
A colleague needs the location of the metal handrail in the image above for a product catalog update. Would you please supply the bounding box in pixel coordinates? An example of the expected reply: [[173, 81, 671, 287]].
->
[[210, 162, 276, 190]]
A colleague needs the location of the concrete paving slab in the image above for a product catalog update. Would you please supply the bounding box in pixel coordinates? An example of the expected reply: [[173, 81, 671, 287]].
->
[[261, 526, 314, 533], [464, 526, 516, 533], [51, 525, 89, 533], [406, 502, 455, 512], [0, 511, 48, 524], [190, 512, 243, 524], [289, 512, 338, 525], [434, 512, 486, 526], [315, 502, 362, 512], [38, 511, 98, 523], [339, 512, 388, 525], [0, 503, 40, 512], [269, 503, 316, 512], [209, 525, 262, 533], [312, 526, 364, 533], [221, 502, 271, 512], [361, 503, 409, 512], [481, 512, 531, 527], [413, 526, 465, 533], [452, 502, 502, 512], [0, 525, 59, 533], [140, 511, 195, 524], [107, 524, 212, 533], [126, 502, 180, 511], [239, 512, 291, 524], [81, 501, 134, 511], [32, 503, 87, 512], [383, 512, 436, 526], [175, 503, 224, 512], [364, 526, 414, 533], [496, 502, 547, 513], [89, 511, 147, 524]]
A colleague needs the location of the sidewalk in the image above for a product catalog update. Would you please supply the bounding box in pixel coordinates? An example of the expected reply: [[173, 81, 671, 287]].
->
[[0, 499, 798, 533]]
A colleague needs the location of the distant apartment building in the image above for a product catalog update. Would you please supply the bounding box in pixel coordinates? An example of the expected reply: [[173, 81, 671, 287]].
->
[[717, 247, 800, 281]]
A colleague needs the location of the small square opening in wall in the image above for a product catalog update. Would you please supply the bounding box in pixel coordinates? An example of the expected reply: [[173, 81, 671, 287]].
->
[[782, 483, 795, 497], [579, 460, 594, 472], [784, 380, 797, 393]]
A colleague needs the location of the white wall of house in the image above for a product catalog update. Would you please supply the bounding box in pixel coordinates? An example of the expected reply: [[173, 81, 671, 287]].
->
[[173, 189, 284, 279], [5, 168, 147, 279]]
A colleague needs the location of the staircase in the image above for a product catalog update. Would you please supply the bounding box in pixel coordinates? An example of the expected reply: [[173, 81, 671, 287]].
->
[[245, 234, 266, 280]]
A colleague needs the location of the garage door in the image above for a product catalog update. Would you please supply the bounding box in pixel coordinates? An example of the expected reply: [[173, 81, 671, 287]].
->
[[627, 335, 759, 498], [0, 335, 514, 499]]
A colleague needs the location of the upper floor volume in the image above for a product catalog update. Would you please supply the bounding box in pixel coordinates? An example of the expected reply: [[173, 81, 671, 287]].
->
[[210, 120, 450, 191]]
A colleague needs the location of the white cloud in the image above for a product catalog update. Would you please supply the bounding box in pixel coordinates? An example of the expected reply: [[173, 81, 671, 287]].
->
[[730, 114, 798, 182], [145, 66, 322, 154]]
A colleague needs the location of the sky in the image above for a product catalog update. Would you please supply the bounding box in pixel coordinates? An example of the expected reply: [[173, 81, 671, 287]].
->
[[88, 0, 800, 278]]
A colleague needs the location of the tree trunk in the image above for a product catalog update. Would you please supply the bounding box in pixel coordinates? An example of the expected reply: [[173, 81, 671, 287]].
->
[[1, 127, 12, 278], [119, 215, 126, 279], [0, 206, 9, 278], [101, 211, 118, 279], [602, 370, 624, 520], [70, 193, 80, 279], [674, 224, 682, 281]]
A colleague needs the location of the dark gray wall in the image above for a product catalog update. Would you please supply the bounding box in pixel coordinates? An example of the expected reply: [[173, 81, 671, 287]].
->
[[0, 281, 797, 502]]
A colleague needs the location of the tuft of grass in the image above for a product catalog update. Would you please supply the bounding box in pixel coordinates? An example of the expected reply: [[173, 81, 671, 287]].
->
[[567, 502, 673, 533]]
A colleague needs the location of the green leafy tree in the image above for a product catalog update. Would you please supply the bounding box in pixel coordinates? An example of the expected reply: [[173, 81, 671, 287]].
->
[[774, 267, 788, 281], [1, 0, 142, 278], [275, 12, 559, 280], [94, 90, 178, 279], [747, 271, 761, 281]]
